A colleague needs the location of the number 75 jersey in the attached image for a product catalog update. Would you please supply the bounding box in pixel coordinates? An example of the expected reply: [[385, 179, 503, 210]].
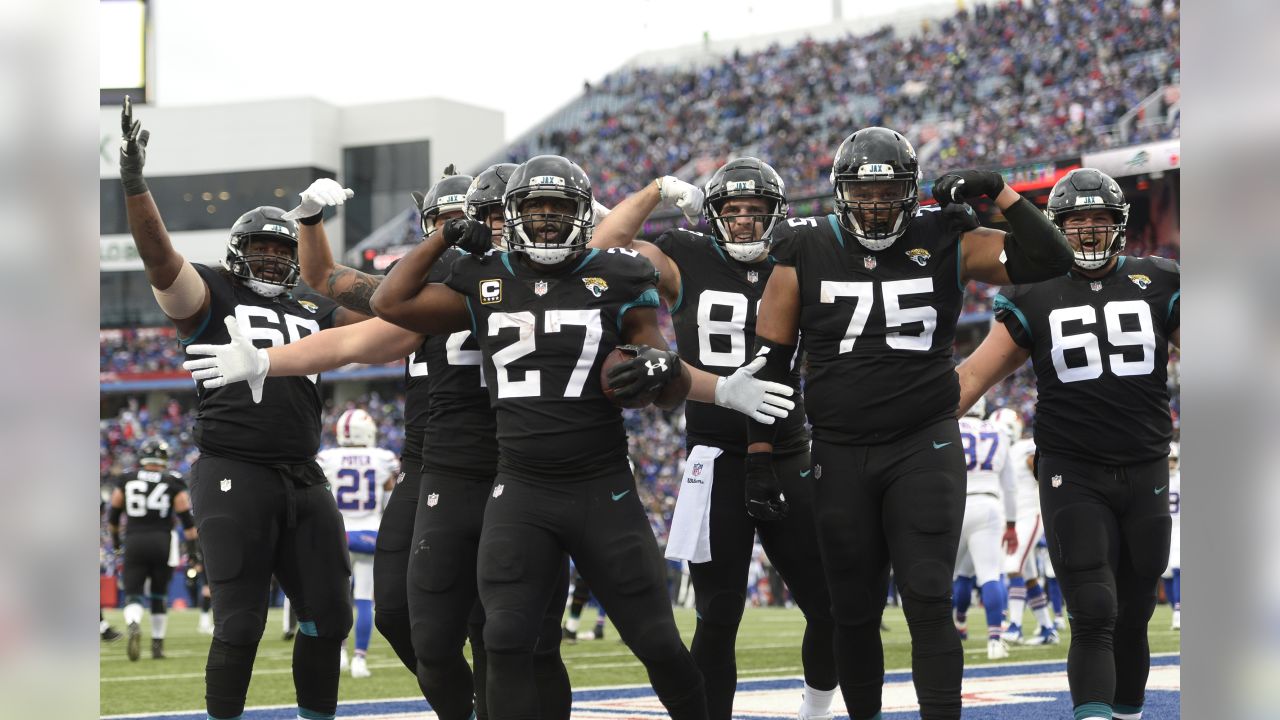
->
[[317, 446, 400, 532], [994, 255, 1180, 465]]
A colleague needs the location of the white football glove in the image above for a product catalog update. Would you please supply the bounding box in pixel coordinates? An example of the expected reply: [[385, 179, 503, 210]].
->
[[713, 355, 795, 424], [591, 198, 613, 224], [281, 178, 355, 221], [182, 317, 271, 403], [657, 176, 705, 226]]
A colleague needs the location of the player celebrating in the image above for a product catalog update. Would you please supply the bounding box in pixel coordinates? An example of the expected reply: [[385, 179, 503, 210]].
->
[[107, 438, 197, 661], [119, 98, 353, 720], [317, 408, 400, 678], [957, 168, 1180, 720], [745, 126, 1074, 719], [590, 158, 838, 720], [953, 398, 1018, 659]]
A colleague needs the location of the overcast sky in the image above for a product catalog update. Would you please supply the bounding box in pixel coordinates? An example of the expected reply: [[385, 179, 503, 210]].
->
[[124, 0, 952, 141]]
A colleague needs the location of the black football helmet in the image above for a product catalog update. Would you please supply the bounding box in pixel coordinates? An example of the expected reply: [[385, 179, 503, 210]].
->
[[224, 206, 300, 296], [1045, 168, 1129, 270], [138, 438, 170, 467], [466, 162, 519, 250], [502, 155, 594, 265], [830, 127, 921, 251], [417, 170, 474, 237], [703, 157, 788, 262]]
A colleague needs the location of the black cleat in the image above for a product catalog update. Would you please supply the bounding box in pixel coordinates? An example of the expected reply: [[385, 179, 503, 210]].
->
[[282, 628, 296, 641], [101, 625, 123, 643], [151, 638, 165, 659], [593, 625, 604, 641], [126, 622, 141, 661], [561, 625, 576, 643]]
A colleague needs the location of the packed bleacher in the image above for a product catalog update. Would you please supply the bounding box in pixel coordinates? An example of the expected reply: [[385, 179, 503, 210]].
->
[[496, 0, 1179, 206]]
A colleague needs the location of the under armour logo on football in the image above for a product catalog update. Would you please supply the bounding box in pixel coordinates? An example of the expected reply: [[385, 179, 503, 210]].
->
[[645, 358, 668, 375]]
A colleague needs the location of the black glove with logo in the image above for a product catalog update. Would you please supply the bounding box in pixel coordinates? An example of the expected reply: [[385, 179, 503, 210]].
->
[[442, 218, 493, 255], [606, 344, 683, 401], [120, 95, 150, 196], [745, 452, 789, 521], [932, 170, 1006, 206]]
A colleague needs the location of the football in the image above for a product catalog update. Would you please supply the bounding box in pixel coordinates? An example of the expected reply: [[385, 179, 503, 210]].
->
[[600, 346, 659, 409]]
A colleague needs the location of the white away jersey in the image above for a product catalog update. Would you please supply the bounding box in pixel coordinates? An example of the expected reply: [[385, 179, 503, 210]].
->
[[317, 446, 400, 532], [1010, 438, 1039, 519], [958, 416, 1017, 521]]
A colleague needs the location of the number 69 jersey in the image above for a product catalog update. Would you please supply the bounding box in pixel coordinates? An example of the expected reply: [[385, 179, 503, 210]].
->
[[185, 264, 337, 464], [994, 256, 1180, 465], [769, 208, 964, 445], [317, 446, 400, 532], [444, 248, 660, 481]]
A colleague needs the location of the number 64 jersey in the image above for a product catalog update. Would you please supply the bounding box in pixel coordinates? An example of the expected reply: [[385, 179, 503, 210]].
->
[[994, 256, 1180, 465]]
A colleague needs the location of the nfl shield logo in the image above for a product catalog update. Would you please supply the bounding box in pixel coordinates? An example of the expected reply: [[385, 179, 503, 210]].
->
[[746, 270, 759, 284], [814, 464, 823, 479], [1051, 474, 1063, 488], [220, 478, 232, 492], [492, 484, 504, 498], [534, 280, 548, 296], [1090, 281, 1102, 292], [863, 256, 877, 270], [427, 492, 439, 507], [691, 463, 703, 477]]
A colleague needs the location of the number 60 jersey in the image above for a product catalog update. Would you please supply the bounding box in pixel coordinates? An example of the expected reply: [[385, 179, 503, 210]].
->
[[994, 256, 1180, 464]]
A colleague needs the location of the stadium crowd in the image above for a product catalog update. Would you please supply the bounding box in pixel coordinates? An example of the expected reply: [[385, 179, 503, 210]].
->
[[499, 0, 1179, 205]]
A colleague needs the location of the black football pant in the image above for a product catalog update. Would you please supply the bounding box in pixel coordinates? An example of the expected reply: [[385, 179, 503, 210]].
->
[[688, 447, 836, 720], [408, 471, 571, 720], [811, 419, 966, 720], [374, 465, 421, 675], [479, 470, 707, 720], [123, 531, 173, 615], [1037, 452, 1171, 716], [190, 455, 352, 720]]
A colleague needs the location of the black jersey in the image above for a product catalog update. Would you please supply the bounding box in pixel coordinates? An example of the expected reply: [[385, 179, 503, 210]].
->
[[770, 208, 965, 445], [400, 250, 459, 468], [443, 248, 660, 480], [651, 229, 809, 455], [995, 255, 1180, 465], [115, 469, 187, 534], [413, 248, 498, 479], [185, 264, 337, 464]]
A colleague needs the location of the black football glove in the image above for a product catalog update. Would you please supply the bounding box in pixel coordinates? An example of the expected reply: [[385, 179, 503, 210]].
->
[[932, 170, 1005, 206], [941, 202, 981, 234], [606, 345, 683, 401], [442, 218, 493, 255], [744, 452, 789, 521], [119, 95, 150, 196]]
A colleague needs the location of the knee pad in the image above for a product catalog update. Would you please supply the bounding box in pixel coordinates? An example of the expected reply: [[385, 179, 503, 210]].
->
[[898, 559, 953, 604], [695, 589, 746, 628], [411, 535, 463, 594], [218, 609, 267, 646], [1124, 515, 1172, 580], [199, 517, 243, 583], [1050, 505, 1111, 574], [1068, 582, 1117, 625], [624, 615, 685, 663], [483, 610, 537, 655], [603, 535, 661, 597]]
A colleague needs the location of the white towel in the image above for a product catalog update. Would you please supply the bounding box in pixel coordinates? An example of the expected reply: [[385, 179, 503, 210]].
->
[[665, 445, 722, 563]]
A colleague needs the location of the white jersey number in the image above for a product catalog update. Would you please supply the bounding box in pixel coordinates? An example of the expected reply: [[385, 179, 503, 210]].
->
[[123, 480, 170, 518], [489, 310, 603, 399], [1048, 300, 1155, 383], [233, 305, 322, 383], [820, 278, 937, 353]]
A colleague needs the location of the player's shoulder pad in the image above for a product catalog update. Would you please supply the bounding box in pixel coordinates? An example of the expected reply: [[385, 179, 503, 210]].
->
[[594, 246, 659, 279], [1144, 255, 1180, 276], [291, 289, 337, 320], [192, 262, 233, 293]]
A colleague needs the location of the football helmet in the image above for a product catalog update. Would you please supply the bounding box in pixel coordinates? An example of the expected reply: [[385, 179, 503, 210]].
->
[[336, 408, 377, 447], [830, 127, 921, 251], [466, 162, 519, 251], [138, 438, 170, 467], [703, 157, 788, 263], [965, 395, 987, 419], [503, 155, 594, 265], [224, 206, 300, 297], [1045, 168, 1129, 270], [417, 171, 474, 237], [989, 407, 1024, 441]]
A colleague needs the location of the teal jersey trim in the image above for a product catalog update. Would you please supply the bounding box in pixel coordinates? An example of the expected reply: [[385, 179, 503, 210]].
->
[[1117, 255, 1127, 270], [1073, 701, 1112, 720], [669, 275, 685, 314], [826, 214, 845, 248], [956, 235, 965, 291], [298, 708, 336, 720], [617, 288, 661, 331], [178, 308, 213, 346], [993, 294, 1032, 341], [572, 248, 599, 274], [500, 252, 515, 277], [297, 620, 318, 637], [1167, 289, 1180, 324], [463, 295, 478, 337], [708, 238, 727, 263]]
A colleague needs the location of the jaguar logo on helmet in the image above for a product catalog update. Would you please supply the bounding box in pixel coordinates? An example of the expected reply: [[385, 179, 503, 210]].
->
[[1128, 274, 1152, 290]]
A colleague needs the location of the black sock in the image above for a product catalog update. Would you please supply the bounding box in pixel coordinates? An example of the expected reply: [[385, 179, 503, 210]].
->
[[533, 650, 572, 720], [690, 619, 738, 720], [204, 637, 258, 720], [293, 633, 342, 717]]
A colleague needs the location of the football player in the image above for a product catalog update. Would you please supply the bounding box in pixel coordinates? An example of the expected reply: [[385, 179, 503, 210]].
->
[[369, 154, 803, 720], [119, 98, 353, 720], [745, 126, 1074, 719], [1162, 442, 1180, 630], [990, 409, 1060, 646], [108, 438, 197, 661], [590, 158, 838, 720], [317, 408, 400, 678], [956, 168, 1180, 720], [953, 398, 1019, 659]]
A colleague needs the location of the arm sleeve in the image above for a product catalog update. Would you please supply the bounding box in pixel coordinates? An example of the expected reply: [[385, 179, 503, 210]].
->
[[993, 290, 1034, 349]]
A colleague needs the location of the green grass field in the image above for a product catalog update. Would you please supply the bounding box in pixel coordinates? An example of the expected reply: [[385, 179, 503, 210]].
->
[[101, 604, 1180, 716]]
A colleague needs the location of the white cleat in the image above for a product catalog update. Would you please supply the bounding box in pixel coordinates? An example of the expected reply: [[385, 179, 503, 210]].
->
[[350, 655, 371, 678], [1001, 623, 1024, 645], [1054, 616, 1066, 631], [1171, 610, 1180, 631], [197, 615, 214, 636], [797, 713, 834, 720], [987, 638, 1010, 660], [339, 647, 350, 671]]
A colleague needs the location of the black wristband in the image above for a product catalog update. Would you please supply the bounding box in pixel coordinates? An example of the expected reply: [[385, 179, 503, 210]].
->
[[121, 176, 149, 196], [746, 338, 797, 446], [298, 211, 323, 226], [177, 509, 196, 530]]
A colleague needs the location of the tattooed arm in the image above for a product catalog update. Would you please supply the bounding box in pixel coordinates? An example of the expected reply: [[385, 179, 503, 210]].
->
[[297, 218, 379, 318]]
